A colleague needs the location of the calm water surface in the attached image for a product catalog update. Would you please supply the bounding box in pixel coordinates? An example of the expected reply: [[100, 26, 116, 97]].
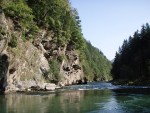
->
[[1, 82, 150, 113]]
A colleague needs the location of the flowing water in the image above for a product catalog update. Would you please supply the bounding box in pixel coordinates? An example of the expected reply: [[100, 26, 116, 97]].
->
[[1, 82, 150, 113]]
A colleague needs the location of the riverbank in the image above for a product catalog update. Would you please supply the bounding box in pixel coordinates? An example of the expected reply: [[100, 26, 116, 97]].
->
[[0, 83, 59, 94], [111, 78, 150, 86]]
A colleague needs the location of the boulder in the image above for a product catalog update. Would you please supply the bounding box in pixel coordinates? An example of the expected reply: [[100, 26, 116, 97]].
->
[[44, 83, 56, 91]]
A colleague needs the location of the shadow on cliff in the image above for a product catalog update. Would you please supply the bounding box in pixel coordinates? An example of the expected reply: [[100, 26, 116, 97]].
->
[[0, 54, 9, 92]]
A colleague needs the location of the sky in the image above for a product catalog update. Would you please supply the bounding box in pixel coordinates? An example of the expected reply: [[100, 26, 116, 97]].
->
[[70, 0, 150, 60]]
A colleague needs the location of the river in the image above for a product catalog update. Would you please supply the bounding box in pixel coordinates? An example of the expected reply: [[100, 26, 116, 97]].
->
[[1, 82, 150, 113]]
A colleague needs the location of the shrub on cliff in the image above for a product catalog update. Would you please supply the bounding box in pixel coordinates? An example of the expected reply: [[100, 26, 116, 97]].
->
[[8, 34, 17, 48], [49, 60, 61, 83]]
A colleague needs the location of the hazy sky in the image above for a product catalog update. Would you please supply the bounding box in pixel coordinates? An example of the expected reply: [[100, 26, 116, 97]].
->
[[70, 0, 150, 60]]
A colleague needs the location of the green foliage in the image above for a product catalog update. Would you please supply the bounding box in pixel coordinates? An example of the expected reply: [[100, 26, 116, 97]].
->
[[112, 23, 150, 80], [48, 17, 55, 29], [82, 41, 112, 81], [68, 8, 85, 50], [70, 28, 85, 50], [57, 55, 65, 63], [8, 34, 17, 48], [27, 0, 71, 45], [27, 0, 85, 49], [3, 1, 33, 28], [2, 0, 39, 40], [49, 59, 61, 83]]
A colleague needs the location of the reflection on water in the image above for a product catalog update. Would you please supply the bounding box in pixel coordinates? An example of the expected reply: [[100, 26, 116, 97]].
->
[[0, 93, 55, 113], [1, 82, 150, 113], [0, 90, 112, 113]]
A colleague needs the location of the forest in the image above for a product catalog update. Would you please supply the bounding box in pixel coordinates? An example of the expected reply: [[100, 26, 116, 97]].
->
[[112, 23, 150, 85]]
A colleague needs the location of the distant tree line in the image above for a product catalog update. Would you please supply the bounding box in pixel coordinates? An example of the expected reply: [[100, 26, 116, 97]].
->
[[82, 41, 112, 81], [112, 23, 150, 81]]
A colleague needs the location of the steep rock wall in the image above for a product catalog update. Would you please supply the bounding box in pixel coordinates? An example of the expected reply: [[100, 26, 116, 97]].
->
[[0, 11, 85, 92]]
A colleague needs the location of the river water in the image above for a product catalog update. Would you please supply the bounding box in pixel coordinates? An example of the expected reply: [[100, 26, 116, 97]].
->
[[1, 82, 150, 113]]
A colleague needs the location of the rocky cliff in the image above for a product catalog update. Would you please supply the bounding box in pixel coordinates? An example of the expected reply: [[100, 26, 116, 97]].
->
[[0, 10, 85, 93]]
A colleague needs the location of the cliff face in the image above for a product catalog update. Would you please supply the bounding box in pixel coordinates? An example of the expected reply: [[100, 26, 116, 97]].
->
[[0, 11, 85, 92]]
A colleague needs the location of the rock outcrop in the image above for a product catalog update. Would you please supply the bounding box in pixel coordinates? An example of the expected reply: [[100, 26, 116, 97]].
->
[[0, 10, 85, 93], [59, 50, 84, 86]]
